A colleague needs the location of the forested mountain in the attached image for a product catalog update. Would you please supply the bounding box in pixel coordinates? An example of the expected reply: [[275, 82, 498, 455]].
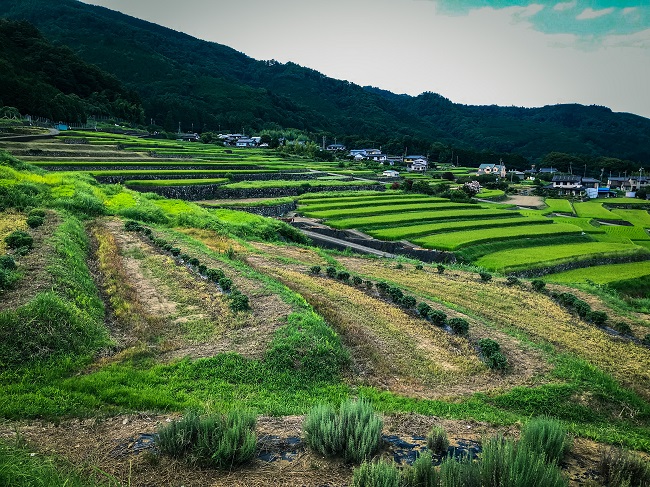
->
[[1, 0, 649, 168], [0, 19, 143, 123]]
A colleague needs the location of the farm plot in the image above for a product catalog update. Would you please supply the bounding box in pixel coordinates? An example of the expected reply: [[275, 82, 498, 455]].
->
[[475, 241, 648, 273], [297, 191, 406, 204], [327, 208, 516, 230], [299, 196, 444, 212], [413, 222, 583, 250], [573, 202, 622, 220], [545, 198, 574, 214], [222, 179, 379, 189], [124, 178, 229, 186], [544, 262, 650, 285], [367, 216, 548, 241], [302, 202, 477, 219], [600, 225, 650, 241], [610, 209, 650, 227]]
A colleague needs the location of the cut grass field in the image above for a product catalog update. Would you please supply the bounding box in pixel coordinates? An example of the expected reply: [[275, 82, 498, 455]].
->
[[475, 241, 649, 273], [544, 261, 650, 285], [413, 222, 583, 251]]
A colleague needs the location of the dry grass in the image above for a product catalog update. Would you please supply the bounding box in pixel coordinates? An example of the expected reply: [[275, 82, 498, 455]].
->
[[0, 210, 27, 254]]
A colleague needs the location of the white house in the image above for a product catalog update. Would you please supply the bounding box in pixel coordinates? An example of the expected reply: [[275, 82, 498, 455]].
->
[[477, 162, 506, 178], [404, 155, 428, 172], [382, 169, 400, 177], [236, 138, 256, 148]]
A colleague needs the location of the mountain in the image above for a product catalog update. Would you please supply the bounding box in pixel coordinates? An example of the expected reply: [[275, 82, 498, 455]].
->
[[0, 18, 143, 123], [1, 0, 650, 169]]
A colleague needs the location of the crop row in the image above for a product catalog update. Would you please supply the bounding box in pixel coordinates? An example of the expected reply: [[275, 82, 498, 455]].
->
[[544, 261, 650, 285], [303, 201, 478, 219], [545, 198, 574, 214], [299, 196, 446, 212], [297, 191, 406, 203], [125, 178, 229, 187], [368, 216, 547, 240]]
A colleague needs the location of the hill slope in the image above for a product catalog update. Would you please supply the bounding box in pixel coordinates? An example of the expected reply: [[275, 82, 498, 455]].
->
[[1, 0, 650, 165]]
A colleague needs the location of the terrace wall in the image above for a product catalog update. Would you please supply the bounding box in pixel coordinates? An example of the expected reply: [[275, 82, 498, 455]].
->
[[225, 202, 297, 217], [95, 171, 313, 184]]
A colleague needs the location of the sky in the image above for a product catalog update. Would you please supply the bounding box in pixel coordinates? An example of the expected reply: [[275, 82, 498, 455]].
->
[[78, 0, 650, 119]]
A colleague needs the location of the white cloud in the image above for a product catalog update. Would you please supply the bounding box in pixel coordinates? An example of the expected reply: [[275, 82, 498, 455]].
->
[[602, 28, 650, 48], [622, 7, 637, 16], [576, 7, 615, 20], [553, 1, 576, 12]]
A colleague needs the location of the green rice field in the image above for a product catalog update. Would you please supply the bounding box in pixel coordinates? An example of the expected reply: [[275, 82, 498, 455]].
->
[[544, 261, 650, 285], [545, 199, 574, 214], [303, 202, 476, 219]]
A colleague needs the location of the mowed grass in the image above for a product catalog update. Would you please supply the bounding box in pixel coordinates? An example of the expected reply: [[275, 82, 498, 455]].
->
[[413, 223, 583, 251], [476, 242, 648, 272], [574, 202, 622, 220], [327, 208, 516, 230], [610, 209, 650, 227], [299, 196, 445, 212], [544, 261, 650, 285], [125, 178, 229, 186], [303, 202, 477, 219], [545, 199, 574, 214], [367, 216, 548, 241]]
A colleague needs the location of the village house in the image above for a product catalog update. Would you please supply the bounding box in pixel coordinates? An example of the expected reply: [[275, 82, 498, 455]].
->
[[477, 162, 506, 178], [326, 143, 346, 151], [178, 132, 200, 142], [404, 155, 428, 172], [235, 137, 256, 148], [550, 175, 606, 198], [382, 169, 399, 177]]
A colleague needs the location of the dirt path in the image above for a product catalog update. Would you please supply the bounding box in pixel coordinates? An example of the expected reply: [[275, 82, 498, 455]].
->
[[504, 195, 545, 207]]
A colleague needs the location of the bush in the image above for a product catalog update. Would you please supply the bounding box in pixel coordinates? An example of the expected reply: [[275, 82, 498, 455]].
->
[[26, 215, 44, 228], [520, 417, 571, 464], [395, 263, 403, 269], [28, 208, 47, 218], [352, 460, 400, 487], [437, 264, 445, 274], [304, 399, 383, 463], [157, 410, 257, 469], [180, 253, 190, 262], [124, 220, 142, 232], [477, 338, 508, 370], [170, 247, 181, 256], [401, 295, 417, 309], [198, 264, 207, 275], [429, 310, 447, 327], [479, 271, 492, 282], [415, 263, 424, 271], [4, 230, 33, 251], [310, 265, 321, 275], [506, 276, 520, 286], [598, 447, 650, 487], [573, 299, 591, 319], [478, 338, 500, 357], [0, 255, 16, 270], [531, 279, 546, 292], [613, 321, 632, 335], [188, 257, 200, 267], [229, 290, 250, 312], [352, 276, 363, 286], [365, 280, 374, 289], [0, 267, 19, 290], [326, 266, 337, 278], [642, 334, 650, 346], [417, 302, 432, 318], [588, 310, 608, 326], [448, 317, 469, 336], [486, 351, 508, 370], [557, 292, 578, 307], [376, 281, 389, 293], [206, 268, 225, 282], [337, 271, 350, 282], [427, 426, 450, 455], [162, 243, 174, 252], [401, 451, 440, 487], [218, 277, 233, 291]]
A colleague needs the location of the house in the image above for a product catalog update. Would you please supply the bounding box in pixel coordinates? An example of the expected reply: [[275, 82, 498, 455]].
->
[[366, 153, 387, 163], [539, 167, 558, 175], [550, 175, 603, 198], [477, 162, 506, 178], [382, 170, 400, 178], [404, 155, 428, 172], [179, 132, 200, 142], [235, 138, 257, 148], [326, 143, 346, 151]]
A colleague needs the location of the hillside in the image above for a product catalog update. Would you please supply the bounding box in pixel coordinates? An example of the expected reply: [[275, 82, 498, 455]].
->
[[0, 19, 143, 123], [1, 0, 650, 167]]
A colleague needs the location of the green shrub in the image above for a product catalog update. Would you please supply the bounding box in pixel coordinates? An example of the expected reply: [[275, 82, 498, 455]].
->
[[387, 286, 403, 303], [573, 299, 591, 319], [598, 447, 650, 487], [478, 338, 501, 357], [189, 257, 200, 267], [506, 276, 520, 286], [219, 277, 233, 291], [157, 410, 256, 469], [401, 295, 417, 309], [0, 267, 19, 290], [479, 271, 492, 282], [326, 266, 337, 278], [401, 451, 440, 487], [588, 310, 608, 326], [142, 227, 153, 236], [124, 220, 142, 232], [337, 271, 350, 282], [310, 265, 321, 274], [198, 264, 207, 275], [365, 280, 374, 289], [557, 292, 578, 307], [27, 208, 47, 218], [520, 417, 571, 464], [415, 263, 424, 271], [427, 426, 450, 455], [448, 317, 469, 336], [477, 338, 508, 370], [304, 399, 383, 463], [170, 247, 181, 256], [352, 276, 363, 286], [229, 290, 250, 312], [4, 230, 33, 251], [486, 351, 508, 370], [0, 255, 16, 270], [436, 264, 445, 274], [180, 253, 190, 262], [26, 215, 44, 228], [614, 321, 632, 335], [642, 334, 650, 346], [376, 281, 389, 293], [429, 310, 447, 327], [417, 302, 432, 318], [395, 263, 403, 269], [206, 268, 225, 282], [353, 460, 400, 487], [439, 454, 480, 486], [531, 279, 546, 292]]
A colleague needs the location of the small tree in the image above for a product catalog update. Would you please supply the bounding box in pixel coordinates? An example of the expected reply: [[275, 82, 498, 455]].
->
[[448, 317, 469, 336], [479, 271, 492, 282], [310, 265, 321, 275], [437, 264, 445, 274], [531, 279, 546, 292]]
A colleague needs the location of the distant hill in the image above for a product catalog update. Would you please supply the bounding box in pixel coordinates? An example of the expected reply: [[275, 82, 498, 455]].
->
[[0, 18, 143, 123], [1, 0, 650, 169]]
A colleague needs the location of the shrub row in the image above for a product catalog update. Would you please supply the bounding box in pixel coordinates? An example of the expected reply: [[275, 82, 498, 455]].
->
[[0, 254, 19, 291], [553, 292, 609, 327], [477, 338, 508, 370], [157, 409, 257, 469], [124, 221, 250, 312]]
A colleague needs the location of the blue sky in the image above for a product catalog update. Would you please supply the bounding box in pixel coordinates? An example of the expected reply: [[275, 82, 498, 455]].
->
[[79, 0, 650, 118]]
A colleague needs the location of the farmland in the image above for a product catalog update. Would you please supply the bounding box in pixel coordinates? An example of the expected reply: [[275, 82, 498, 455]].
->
[[0, 134, 649, 486]]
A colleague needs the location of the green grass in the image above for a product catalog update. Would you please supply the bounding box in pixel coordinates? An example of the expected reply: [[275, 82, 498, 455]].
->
[[413, 223, 583, 251], [545, 199, 574, 214], [367, 216, 546, 241], [299, 196, 443, 212], [610, 209, 650, 227], [223, 179, 378, 189], [304, 202, 477, 219], [544, 261, 650, 285], [601, 225, 650, 241], [327, 208, 515, 230], [574, 202, 622, 220], [125, 178, 229, 186], [476, 242, 647, 272]]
